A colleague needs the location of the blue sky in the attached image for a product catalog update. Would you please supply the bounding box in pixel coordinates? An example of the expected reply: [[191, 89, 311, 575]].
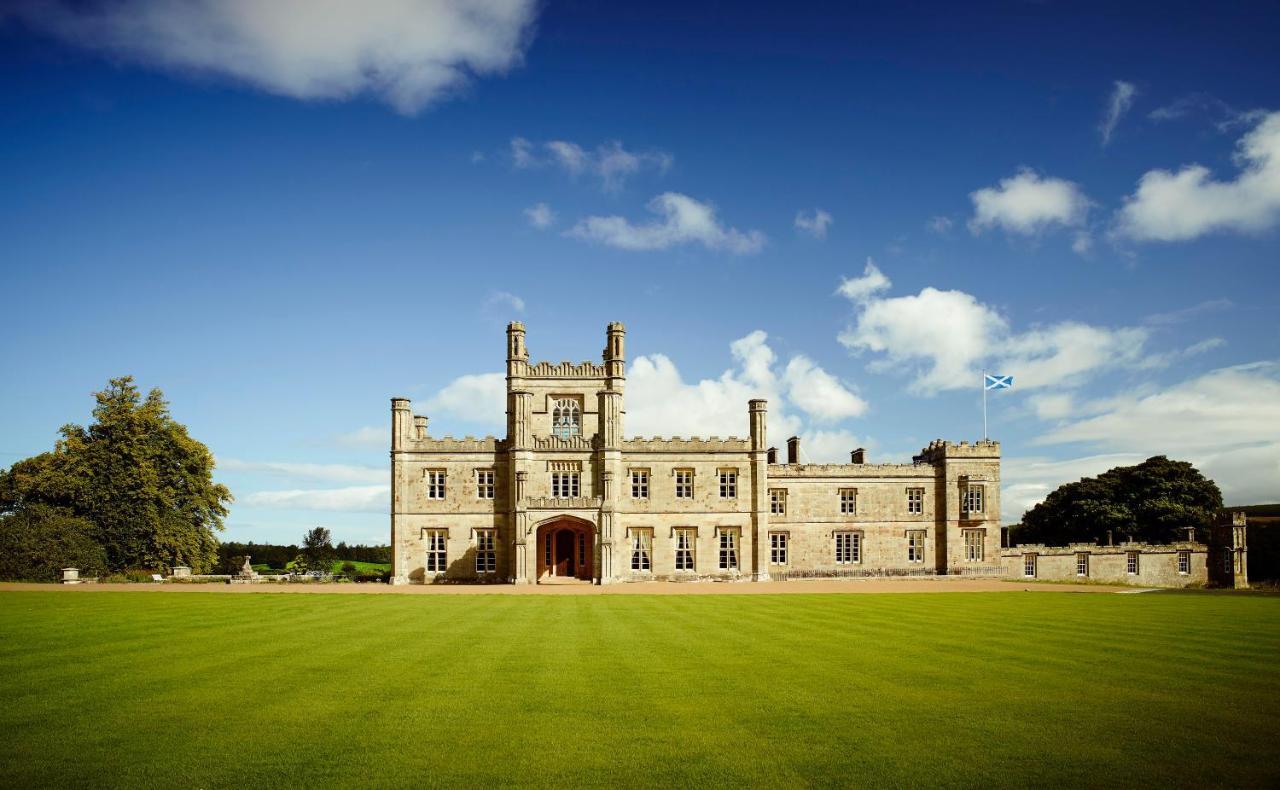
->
[[2, 1, 1278, 545]]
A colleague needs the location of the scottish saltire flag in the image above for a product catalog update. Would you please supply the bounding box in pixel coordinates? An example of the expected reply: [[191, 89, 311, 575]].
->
[[984, 374, 1013, 390]]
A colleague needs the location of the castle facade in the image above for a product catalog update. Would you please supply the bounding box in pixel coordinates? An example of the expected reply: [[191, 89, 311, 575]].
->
[[390, 322, 1001, 584]]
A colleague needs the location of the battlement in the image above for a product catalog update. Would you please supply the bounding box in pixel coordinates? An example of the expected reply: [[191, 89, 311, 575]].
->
[[914, 439, 1000, 463], [622, 437, 751, 453], [408, 436, 505, 453], [511, 360, 608, 379], [769, 462, 934, 478]]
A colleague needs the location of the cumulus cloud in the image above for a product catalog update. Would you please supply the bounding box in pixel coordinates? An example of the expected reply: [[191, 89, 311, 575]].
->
[[1099, 80, 1137, 146], [14, 0, 539, 115], [1034, 362, 1280, 506], [836, 260, 1173, 394], [424, 372, 507, 428], [969, 169, 1091, 236], [218, 458, 384, 484], [782, 356, 868, 422], [794, 209, 833, 239], [510, 138, 672, 191], [567, 192, 766, 254], [243, 485, 389, 513], [484, 290, 525, 315], [1115, 110, 1280, 241], [524, 203, 555, 229]]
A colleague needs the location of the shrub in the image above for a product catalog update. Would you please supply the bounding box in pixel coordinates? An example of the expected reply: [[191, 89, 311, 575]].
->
[[0, 506, 109, 582]]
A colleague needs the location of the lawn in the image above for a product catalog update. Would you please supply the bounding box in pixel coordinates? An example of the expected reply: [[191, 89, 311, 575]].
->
[[0, 590, 1277, 788]]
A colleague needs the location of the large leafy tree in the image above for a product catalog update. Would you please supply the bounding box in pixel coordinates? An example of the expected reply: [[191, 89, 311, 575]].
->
[[0, 377, 231, 572], [1016, 456, 1222, 546]]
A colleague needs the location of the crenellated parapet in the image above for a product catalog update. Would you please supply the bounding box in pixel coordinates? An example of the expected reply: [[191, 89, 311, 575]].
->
[[510, 360, 608, 379], [408, 436, 506, 453], [769, 462, 935, 478], [914, 439, 1000, 463], [534, 433, 599, 451], [622, 437, 751, 453]]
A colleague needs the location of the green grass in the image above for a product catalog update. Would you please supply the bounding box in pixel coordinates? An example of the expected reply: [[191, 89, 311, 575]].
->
[[0, 591, 1277, 788]]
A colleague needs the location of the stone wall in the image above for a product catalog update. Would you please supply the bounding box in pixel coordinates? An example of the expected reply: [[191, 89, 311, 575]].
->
[[1002, 542, 1209, 587]]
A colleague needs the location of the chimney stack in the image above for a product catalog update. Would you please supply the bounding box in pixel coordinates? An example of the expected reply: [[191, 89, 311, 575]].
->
[[850, 448, 866, 464], [767, 447, 778, 464], [787, 436, 801, 464]]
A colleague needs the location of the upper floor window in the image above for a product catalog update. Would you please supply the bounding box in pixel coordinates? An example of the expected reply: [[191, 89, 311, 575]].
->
[[840, 488, 857, 515], [963, 485, 985, 515], [426, 470, 446, 499], [630, 469, 649, 499], [476, 469, 495, 500], [551, 471, 580, 499], [770, 489, 786, 515], [675, 469, 694, 499], [719, 469, 738, 499], [552, 398, 581, 439], [906, 487, 924, 514]]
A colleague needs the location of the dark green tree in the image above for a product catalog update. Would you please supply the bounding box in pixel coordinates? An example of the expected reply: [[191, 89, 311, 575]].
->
[[0, 505, 110, 581], [1016, 456, 1222, 546], [302, 527, 335, 573], [0, 377, 232, 573]]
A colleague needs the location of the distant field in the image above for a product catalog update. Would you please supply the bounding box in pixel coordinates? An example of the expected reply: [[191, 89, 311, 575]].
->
[[1, 591, 1277, 787]]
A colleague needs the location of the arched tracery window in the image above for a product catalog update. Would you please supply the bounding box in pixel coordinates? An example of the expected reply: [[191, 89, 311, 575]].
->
[[552, 399, 581, 439]]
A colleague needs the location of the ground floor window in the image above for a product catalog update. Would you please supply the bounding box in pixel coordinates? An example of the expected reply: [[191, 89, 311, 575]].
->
[[1076, 552, 1089, 577], [835, 531, 860, 564], [475, 529, 496, 574], [1178, 550, 1190, 574], [963, 529, 984, 562], [718, 528, 739, 570], [630, 528, 652, 572], [675, 528, 696, 571], [1127, 551, 1140, 575], [769, 532, 788, 565], [425, 529, 447, 573], [907, 530, 926, 563], [1024, 553, 1037, 578]]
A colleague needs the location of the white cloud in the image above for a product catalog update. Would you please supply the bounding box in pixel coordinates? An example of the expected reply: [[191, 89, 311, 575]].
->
[[218, 458, 384, 484], [243, 485, 389, 513], [836, 261, 1166, 394], [510, 138, 672, 191], [1027, 393, 1075, 421], [969, 169, 1091, 235], [1143, 298, 1233, 326], [1034, 362, 1280, 506], [484, 290, 525, 314], [333, 426, 387, 449], [1099, 80, 1137, 146], [424, 372, 506, 428], [15, 0, 539, 115], [794, 209, 833, 239], [567, 192, 766, 254], [524, 203, 555, 229], [782, 356, 867, 422], [927, 216, 953, 233], [1116, 110, 1280, 241]]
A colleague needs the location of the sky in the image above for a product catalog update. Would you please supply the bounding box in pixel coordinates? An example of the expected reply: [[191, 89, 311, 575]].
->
[[1, 1, 1278, 545]]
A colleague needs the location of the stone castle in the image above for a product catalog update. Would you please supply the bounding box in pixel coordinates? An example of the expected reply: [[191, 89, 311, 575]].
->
[[390, 322, 1002, 584]]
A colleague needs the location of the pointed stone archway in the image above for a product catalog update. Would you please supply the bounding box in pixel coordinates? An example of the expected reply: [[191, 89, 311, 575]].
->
[[534, 515, 596, 583]]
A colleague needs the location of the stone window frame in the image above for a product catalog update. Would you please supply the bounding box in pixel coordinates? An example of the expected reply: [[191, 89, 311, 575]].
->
[[839, 488, 857, 515], [963, 484, 985, 515], [834, 530, 861, 565], [716, 527, 740, 570], [629, 527, 653, 572], [1076, 552, 1089, 577], [1024, 553, 1037, 578], [963, 528, 985, 562], [474, 528, 496, 574], [674, 468, 695, 499], [551, 397, 582, 440], [424, 528, 448, 573], [1177, 550, 1191, 575], [629, 468, 650, 499], [673, 527, 697, 572], [769, 531, 788, 565], [769, 488, 787, 515], [718, 468, 738, 499], [906, 529, 927, 563], [425, 469, 447, 500], [906, 487, 924, 514], [475, 469, 495, 500], [1127, 551, 1140, 576], [551, 471, 580, 498]]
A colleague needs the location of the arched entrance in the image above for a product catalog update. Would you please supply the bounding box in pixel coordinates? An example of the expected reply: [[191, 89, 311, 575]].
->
[[536, 517, 595, 582]]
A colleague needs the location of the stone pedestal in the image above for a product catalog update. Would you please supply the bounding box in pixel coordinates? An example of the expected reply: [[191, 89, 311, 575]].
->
[[61, 567, 80, 585]]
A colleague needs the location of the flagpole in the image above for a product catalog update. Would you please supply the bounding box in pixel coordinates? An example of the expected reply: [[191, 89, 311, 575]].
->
[[982, 368, 988, 440]]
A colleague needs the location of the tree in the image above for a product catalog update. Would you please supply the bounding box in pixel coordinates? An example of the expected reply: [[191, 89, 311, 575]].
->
[[0, 505, 109, 582], [302, 527, 335, 574], [1016, 456, 1222, 546], [0, 377, 232, 572]]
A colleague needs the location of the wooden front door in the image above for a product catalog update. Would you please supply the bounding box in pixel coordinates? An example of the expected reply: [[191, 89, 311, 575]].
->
[[554, 529, 576, 577]]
